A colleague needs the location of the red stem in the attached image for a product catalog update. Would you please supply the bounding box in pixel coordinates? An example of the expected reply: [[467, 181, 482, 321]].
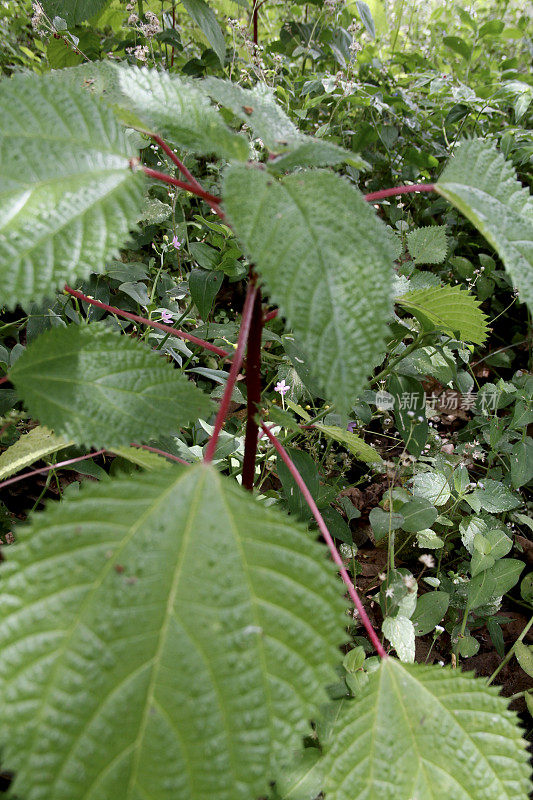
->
[[204, 282, 258, 462], [142, 167, 224, 218], [260, 423, 387, 659], [364, 183, 435, 202], [0, 450, 107, 491], [149, 134, 204, 192], [253, 3, 258, 44], [0, 375, 9, 386], [64, 286, 229, 358], [242, 288, 263, 491], [263, 308, 278, 322]]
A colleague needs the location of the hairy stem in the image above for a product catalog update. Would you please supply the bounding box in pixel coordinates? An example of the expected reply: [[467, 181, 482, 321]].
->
[[64, 286, 229, 358], [204, 283, 258, 462], [260, 423, 388, 659], [364, 183, 435, 202], [242, 288, 263, 491]]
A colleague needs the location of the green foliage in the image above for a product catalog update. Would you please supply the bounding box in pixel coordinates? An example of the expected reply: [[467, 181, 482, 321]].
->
[[204, 79, 365, 169], [10, 324, 213, 448], [182, 0, 226, 66], [397, 285, 489, 344], [114, 66, 249, 160], [42, 0, 112, 26], [314, 424, 383, 464], [0, 463, 347, 800], [436, 139, 533, 311], [0, 73, 143, 308], [0, 425, 72, 479], [223, 167, 396, 412], [322, 659, 532, 800], [406, 225, 448, 264]]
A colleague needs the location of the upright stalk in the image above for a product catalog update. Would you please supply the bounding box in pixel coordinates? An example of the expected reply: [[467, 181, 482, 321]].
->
[[242, 287, 263, 491], [204, 283, 258, 462]]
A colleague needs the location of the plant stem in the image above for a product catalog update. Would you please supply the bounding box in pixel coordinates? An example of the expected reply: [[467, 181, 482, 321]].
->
[[487, 614, 533, 685], [0, 375, 9, 385], [260, 422, 387, 659], [0, 450, 106, 491], [204, 283, 258, 462], [142, 166, 224, 218], [364, 184, 435, 202], [242, 287, 263, 491], [148, 133, 204, 192], [64, 286, 228, 358]]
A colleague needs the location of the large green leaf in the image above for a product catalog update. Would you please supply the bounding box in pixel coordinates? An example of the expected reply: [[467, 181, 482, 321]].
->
[[322, 658, 532, 799], [204, 78, 301, 152], [204, 78, 366, 170], [436, 139, 533, 311], [223, 168, 396, 412], [0, 463, 347, 800], [42, 0, 112, 25], [0, 426, 73, 480], [114, 66, 248, 161], [10, 324, 213, 448], [396, 284, 489, 344], [0, 73, 143, 308]]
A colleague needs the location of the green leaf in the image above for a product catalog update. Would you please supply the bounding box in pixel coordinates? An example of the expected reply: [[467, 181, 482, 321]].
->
[[0, 73, 144, 308], [400, 497, 438, 532], [10, 324, 213, 448], [412, 471, 451, 506], [322, 659, 532, 800], [369, 507, 404, 542], [115, 66, 248, 161], [204, 79, 367, 170], [269, 140, 369, 173], [355, 1, 375, 39], [515, 642, 533, 678], [458, 635, 480, 657], [182, 0, 226, 65], [511, 438, 533, 488], [42, 0, 111, 25], [189, 268, 224, 319], [108, 446, 172, 471], [436, 139, 533, 312], [314, 424, 383, 464], [406, 226, 448, 264], [396, 285, 489, 344], [223, 167, 395, 413], [0, 425, 73, 480], [204, 78, 301, 152], [382, 616, 415, 662], [277, 446, 320, 520], [411, 591, 449, 636], [443, 35, 472, 60], [468, 558, 525, 609], [0, 463, 347, 800], [468, 479, 522, 513]]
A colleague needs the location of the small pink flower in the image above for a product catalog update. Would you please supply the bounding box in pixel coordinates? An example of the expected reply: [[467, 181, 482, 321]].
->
[[347, 421, 357, 433], [274, 380, 290, 397], [160, 310, 173, 325], [172, 235, 182, 250]]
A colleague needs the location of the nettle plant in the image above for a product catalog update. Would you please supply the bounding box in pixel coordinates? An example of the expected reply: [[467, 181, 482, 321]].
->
[[0, 62, 532, 800]]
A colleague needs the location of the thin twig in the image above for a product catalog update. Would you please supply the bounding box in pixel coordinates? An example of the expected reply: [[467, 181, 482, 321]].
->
[[64, 286, 229, 358], [204, 283, 258, 462], [148, 133, 204, 191], [0, 450, 106, 491], [260, 422, 388, 658]]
